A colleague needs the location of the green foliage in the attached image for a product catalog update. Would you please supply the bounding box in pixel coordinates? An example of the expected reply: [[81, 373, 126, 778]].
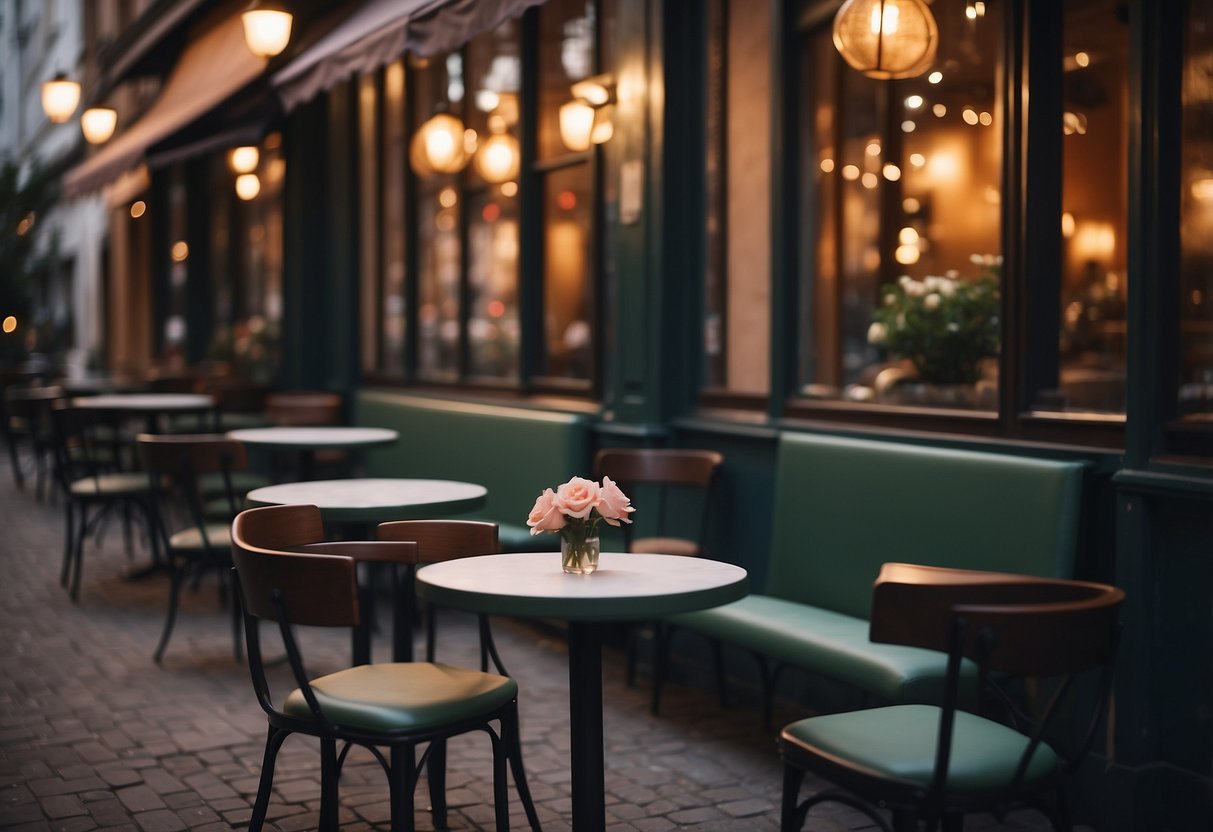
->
[[869, 268, 1001, 385]]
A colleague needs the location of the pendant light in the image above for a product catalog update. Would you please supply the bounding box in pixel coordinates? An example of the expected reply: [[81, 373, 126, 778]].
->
[[832, 0, 938, 80], [80, 107, 117, 144], [41, 74, 81, 123]]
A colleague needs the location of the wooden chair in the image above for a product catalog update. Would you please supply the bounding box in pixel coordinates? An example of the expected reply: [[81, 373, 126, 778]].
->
[[779, 563, 1124, 832], [49, 402, 158, 601], [4, 385, 62, 500], [593, 448, 724, 709], [265, 391, 342, 426], [232, 505, 542, 832], [137, 434, 249, 663]]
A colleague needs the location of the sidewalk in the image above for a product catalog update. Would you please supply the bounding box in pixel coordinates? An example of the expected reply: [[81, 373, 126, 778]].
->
[[0, 465, 1064, 831]]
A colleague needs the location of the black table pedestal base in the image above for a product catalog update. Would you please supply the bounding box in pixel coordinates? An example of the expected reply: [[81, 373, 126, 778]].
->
[[568, 621, 605, 832]]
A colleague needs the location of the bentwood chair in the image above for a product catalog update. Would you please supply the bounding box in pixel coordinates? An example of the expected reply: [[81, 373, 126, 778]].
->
[[4, 385, 62, 500], [779, 563, 1124, 832], [137, 434, 249, 663], [50, 402, 158, 601], [593, 448, 724, 710], [231, 504, 542, 832]]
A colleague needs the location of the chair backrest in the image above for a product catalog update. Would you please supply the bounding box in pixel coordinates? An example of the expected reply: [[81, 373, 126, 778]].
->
[[869, 562, 1123, 799], [377, 519, 500, 561], [230, 504, 357, 628], [49, 401, 126, 484], [137, 434, 249, 525], [265, 391, 342, 427], [593, 448, 723, 555]]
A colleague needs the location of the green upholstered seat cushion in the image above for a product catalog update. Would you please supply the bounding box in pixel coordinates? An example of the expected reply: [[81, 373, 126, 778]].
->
[[782, 704, 1059, 793], [69, 472, 150, 497], [667, 596, 973, 702], [765, 434, 1084, 619], [283, 662, 518, 731], [168, 523, 232, 552]]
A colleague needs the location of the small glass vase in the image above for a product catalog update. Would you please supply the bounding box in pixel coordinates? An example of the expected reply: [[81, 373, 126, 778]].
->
[[561, 533, 600, 575]]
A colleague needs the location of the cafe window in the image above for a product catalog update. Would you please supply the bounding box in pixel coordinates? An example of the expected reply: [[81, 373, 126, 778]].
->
[[1180, 0, 1213, 424], [361, 2, 610, 392]]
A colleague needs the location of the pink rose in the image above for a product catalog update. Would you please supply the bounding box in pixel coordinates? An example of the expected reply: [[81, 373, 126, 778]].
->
[[596, 476, 635, 526], [527, 488, 566, 535], [555, 476, 601, 519]]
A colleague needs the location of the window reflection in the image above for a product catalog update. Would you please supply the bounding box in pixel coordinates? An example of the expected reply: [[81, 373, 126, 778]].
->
[[798, 0, 1001, 409], [544, 165, 594, 379], [382, 60, 407, 376], [1180, 0, 1213, 419], [540, 0, 597, 160], [1054, 0, 1129, 414]]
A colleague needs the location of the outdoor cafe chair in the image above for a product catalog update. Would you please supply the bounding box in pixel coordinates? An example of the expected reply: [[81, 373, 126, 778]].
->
[[593, 448, 724, 711], [231, 504, 542, 832], [137, 434, 249, 663], [778, 563, 1124, 832]]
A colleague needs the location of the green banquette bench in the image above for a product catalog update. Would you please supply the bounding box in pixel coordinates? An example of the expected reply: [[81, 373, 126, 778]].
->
[[663, 432, 1085, 725], [354, 390, 590, 550]]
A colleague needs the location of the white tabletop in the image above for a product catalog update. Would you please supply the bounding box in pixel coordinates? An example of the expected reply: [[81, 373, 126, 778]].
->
[[227, 426, 398, 448], [73, 393, 214, 411], [417, 552, 749, 621], [246, 477, 487, 523]]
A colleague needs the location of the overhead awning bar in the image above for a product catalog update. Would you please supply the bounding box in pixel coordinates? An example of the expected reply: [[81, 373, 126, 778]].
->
[[63, 13, 267, 198], [273, 0, 545, 112]]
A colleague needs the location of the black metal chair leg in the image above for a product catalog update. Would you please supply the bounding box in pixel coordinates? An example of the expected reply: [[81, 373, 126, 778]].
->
[[390, 744, 416, 832], [490, 729, 509, 832], [248, 726, 289, 832], [230, 571, 243, 662], [154, 563, 184, 664], [61, 502, 75, 587], [504, 704, 542, 832], [426, 739, 448, 829], [650, 620, 667, 716], [1051, 784, 1072, 832], [711, 637, 729, 707], [780, 764, 806, 832], [624, 623, 640, 687], [319, 738, 340, 832], [69, 513, 88, 602]]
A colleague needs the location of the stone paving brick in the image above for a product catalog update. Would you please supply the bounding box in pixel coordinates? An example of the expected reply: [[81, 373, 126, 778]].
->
[[41, 794, 88, 818], [131, 808, 186, 832]]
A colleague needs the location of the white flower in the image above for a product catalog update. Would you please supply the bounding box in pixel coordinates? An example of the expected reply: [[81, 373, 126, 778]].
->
[[924, 276, 945, 292], [905, 280, 927, 297], [896, 313, 906, 330], [947, 322, 960, 332], [938, 279, 957, 297], [969, 253, 983, 265], [884, 293, 897, 307], [924, 293, 941, 311], [867, 322, 887, 345], [945, 269, 960, 279], [898, 275, 913, 290]]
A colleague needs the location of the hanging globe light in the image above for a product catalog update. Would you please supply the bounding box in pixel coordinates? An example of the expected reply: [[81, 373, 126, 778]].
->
[[41, 74, 81, 123], [229, 146, 260, 174], [80, 107, 117, 144], [241, 2, 293, 58], [475, 132, 521, 184], [409, 113, 471, 178], [235, 174, 262, 200], [833, 0, 938, 80]]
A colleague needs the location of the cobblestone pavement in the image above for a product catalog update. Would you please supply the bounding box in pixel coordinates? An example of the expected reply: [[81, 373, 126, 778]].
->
[[0, 462, 1072, 831]]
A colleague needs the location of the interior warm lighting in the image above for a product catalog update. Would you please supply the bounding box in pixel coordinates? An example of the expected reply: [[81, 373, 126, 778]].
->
[[901, 120, 916, 132], [928, 70, 943, 84], [2, 316, 16, 334], [932, 103, 946, 117], [899, 226, 919, 244], [978, 111, 993, 126], [883, 164, 902, 181], [833, 0, 939, 80], [861, 172, 879, 189], [475, 132, 521, 184], [589, 105, 614, 145], [841, 165, 860, 181], [559, 100, 595, 152], [1072, 221, 1116, 264], [1075, 51, 1090, 67], [571, 75, 614, 107], [229, 146, 260, 173], [41, 74, 80, 123], [241, 3, 293, 58], [905, 95, 924, 109], [1062, 212, 1076, 237], [820, 158, 836, 173], [15, 214, 34, 236], [501, 181, 518, 198], [438, 187, 458, 208], [130, 201, 147, 219], [909, 153, 926, 167], [903, 197, 921, 213], [962, 108, 979, 125], [866, 141, 882, 156], [80, 107, 117, 144], [171, 241, 190, 262], [895, 244, 921, 264], [1191, 178, 1213, 201], [410, 113, 471, 177], [235, 174, 261, 200]]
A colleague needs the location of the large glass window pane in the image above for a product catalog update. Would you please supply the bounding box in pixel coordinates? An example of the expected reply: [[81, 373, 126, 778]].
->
[[382, 60, 407, 376], [542, 164, 594, 379], [466, 23, 522, 380], [1055, 0, 1129, 414], [1180, 0, 1213, 420], [539, 0, 597, 161], [798, 0, 1002, 410]]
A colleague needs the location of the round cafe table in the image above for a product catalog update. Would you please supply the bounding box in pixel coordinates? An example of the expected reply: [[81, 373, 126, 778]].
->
[[72, 393, 215, 433], [228, 426, 398, 480], [416, 551, 749, 832], [247, 477, 489, 666]]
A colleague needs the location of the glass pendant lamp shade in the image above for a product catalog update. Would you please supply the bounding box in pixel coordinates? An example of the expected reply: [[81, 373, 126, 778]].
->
[[559, 100, 595, 152], [235, 174, 261, 200], [241, 4, 293, 57], [475, 132, 521, 184], [833, 0, 939, 80], [229, 146, 260, 174], [41, 75, 81, 123], [80, 107, 117, 144], [410, 113, 471, 177]]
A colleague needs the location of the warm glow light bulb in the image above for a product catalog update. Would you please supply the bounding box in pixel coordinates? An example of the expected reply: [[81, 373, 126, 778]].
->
[[41, 75, 81, 123], [834, 0, 938, 80], [2, 316, 16, 334], [235, 174, 261, 200], [241, 8, 293, 58], [475, 133, 521, 184], [80, 107, 117, 144], [229, 146, 260, 173], [559, 101, 595, 152]]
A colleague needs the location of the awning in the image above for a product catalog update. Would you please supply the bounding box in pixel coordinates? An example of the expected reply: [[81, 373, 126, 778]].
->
[[273, 0, 544, 113], [63, 13, 267, 198]]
